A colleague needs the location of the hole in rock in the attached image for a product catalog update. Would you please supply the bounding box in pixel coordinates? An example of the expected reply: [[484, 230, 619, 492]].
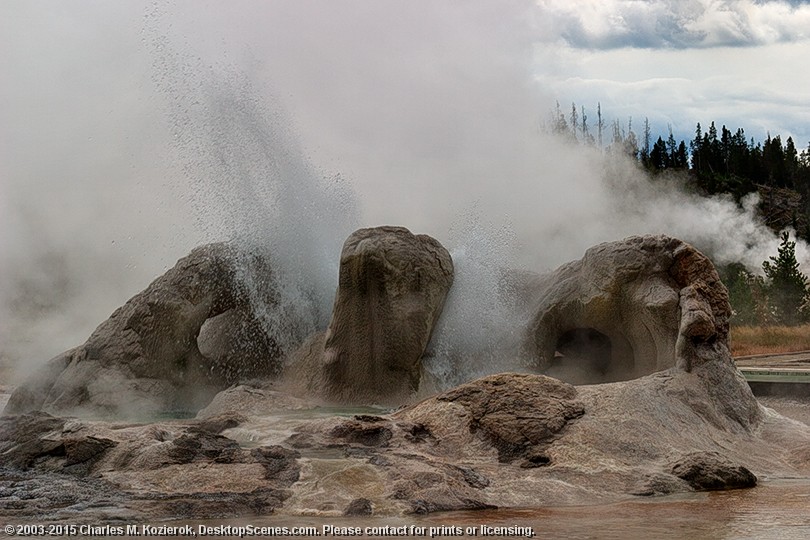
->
[[523, 454, 551, 467], [545, 328, 635, 384]]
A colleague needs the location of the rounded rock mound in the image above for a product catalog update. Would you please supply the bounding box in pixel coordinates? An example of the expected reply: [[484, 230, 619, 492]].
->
[[283, 226, 454, 405], [524, 235, 730, 384], [5, 243, 280, 418]]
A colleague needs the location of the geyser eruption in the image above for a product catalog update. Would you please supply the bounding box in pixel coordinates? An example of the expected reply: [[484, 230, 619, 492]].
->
[[6, 227, 810, 521], [2, 0, 809, 393], [145, 8, 361, 364], [424, 209, 528, 389], [0, 228, 734, 416], [4, 1, 810, 526]]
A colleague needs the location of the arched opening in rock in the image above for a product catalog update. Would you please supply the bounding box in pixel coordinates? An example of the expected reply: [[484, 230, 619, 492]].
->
[[546, 328, 635, 384]]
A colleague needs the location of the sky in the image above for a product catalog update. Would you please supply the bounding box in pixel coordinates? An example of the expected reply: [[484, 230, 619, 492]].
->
[[1, 0, 809, 374], [533, 0, 810, 147]]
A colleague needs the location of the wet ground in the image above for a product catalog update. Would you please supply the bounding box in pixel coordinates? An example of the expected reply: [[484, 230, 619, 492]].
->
[[2, 376, 809, 539], [5, 479, 808, 539]]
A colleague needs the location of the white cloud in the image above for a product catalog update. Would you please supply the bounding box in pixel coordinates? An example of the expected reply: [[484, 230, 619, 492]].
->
[[536, 0, 810, 49], [534, 40, 810, 146]]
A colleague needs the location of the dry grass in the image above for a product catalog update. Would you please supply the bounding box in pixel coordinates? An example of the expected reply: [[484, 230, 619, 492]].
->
[[730, 324, 810, 357]]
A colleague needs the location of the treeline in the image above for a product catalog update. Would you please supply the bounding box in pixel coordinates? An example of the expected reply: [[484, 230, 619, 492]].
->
[[551, 101, 810, 236], [551, 101, 810, 326]]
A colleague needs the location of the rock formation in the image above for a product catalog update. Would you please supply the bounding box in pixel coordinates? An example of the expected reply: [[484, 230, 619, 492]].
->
[[3, 233, 810, 524], [524, 235, 730, 384], [0, 411, 300, 521], [5, 243, 280, 418], [5, 226, 454, 417], [2, 364, 808, 521], [670, 452, 757, 491], [283, 226, 454, 405]]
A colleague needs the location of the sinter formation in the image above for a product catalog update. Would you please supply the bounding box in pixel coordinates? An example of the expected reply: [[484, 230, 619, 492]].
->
[[2, 228, 809, 521]]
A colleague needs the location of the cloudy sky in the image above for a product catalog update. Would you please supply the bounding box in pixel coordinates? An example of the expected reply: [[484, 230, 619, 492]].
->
[[1, 0, 809, 370], [533, 0, 810, 146]]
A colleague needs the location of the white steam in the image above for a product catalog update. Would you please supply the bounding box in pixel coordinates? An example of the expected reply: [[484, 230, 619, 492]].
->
[[425, 205, 527, 388], [1, 1, 805, 385], [144, 8, 360, 354]]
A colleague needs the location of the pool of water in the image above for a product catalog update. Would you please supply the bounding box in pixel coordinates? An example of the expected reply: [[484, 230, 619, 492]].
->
[[164, 479, 810, 540]]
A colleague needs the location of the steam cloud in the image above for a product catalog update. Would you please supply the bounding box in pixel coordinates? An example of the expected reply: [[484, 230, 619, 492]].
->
[[1, 1, 804, 383]]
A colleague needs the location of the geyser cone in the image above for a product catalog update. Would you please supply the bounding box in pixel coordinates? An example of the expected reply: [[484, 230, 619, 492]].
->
[[282, 226, 454, 405]]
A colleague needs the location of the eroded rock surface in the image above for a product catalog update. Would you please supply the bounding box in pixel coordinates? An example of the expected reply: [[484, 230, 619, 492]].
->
[[401, 373, 584, 465], [670, 451, 757, 491], [5, 243, 280, 418], [283, 226, 453, 405], [0, 412, 298, 522], [196, 384, 312, 420], [5, 363, 807, 522], [525, 235, 730, 384]]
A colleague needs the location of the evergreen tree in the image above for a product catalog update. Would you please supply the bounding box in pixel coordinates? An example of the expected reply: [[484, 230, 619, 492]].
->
[[570, 102, 579, 142], [785, 136, 799, 188], [581, 105, 594, 145], [707, 121, 721, 175], [597, 102, 604, 148], [641, 117, 651, 165], [720, 263, 768, 325], [690, 122, 703, 172], [762, 231, 808, 325], [720, 125, 732, 174], [624, 123, 639, 159], [763, 134, 788, 187], [675, 141, 688, 169], [552, 101, 568, 136], [650, 137, 667, 170], [547, 103, 810, 243], [666, 125, 678, 167], [728, 127, 749, 178]]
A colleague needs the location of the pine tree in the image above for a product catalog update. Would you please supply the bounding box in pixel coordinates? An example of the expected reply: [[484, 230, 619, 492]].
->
[[581, 105, 594, 145], [616, 117, 638, 159], [690, 122, 703, 172], [707, 121, 720, 174], [650, 137, 667, 170], [785, 136, 799, 188], [597, 102, 604, 148], [720, 263, 768, 325], [762, 231, 808, 325], [553, 101, 568, 136], [641, 117, 651, 166], [675, 141, 688, 169], [666, 124, 678, 167], [570, 102, 579, 142]]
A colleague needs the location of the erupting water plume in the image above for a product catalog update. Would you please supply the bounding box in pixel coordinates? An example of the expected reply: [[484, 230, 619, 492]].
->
[[1, 1, 807, 387], [425, 206, 528, 388], [6, 3, 810, 532]]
